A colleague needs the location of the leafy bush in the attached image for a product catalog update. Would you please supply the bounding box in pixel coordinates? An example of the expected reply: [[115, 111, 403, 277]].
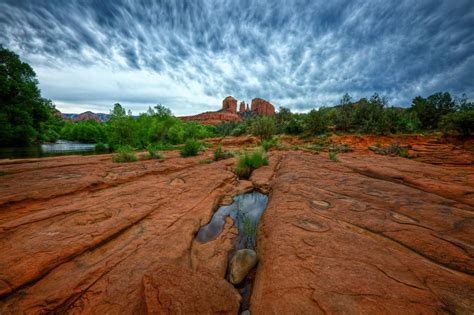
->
[[262, 138, 278, 151], [250, 117, 276, 142], [112, 145, 137, 163], [439, 110, 474, 136], [95, 142, 108, 153], [146, 144, 163, 159], [180, 139, 201, 157], [329, 151, 337, 161], [235, 150, 269, 179], [304, 107, 331, 135]]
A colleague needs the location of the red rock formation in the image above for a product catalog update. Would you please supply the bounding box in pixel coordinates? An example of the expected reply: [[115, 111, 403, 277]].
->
[[179, 111, 241, 125], [239, 101, 246, 113], [73, 111, 101, 123], [250, 98, 275, 116], [222, 96, 237, 114]]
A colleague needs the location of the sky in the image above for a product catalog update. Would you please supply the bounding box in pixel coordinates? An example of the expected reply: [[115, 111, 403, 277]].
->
[[0, 0, 473, 115]]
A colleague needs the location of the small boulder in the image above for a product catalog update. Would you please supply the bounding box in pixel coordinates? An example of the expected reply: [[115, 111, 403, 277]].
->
[[229, 249, 258, 284]]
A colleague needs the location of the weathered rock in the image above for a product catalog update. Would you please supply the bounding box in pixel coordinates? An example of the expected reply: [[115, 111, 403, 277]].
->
[[141, 265, 240, 314], [250, 98, 275, 116], [250, 150, 474, 314], [0, 135, 473, 313], [179, 111, 241, 125], [223, 96, 238, 113], [229, 249, 258, 284], [239, 101, 246, 113]]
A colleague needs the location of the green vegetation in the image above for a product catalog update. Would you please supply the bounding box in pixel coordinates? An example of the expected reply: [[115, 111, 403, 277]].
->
[[60, 120, 106, 143], [213, 144, 234, 161], [261, 138, 278, 151], [214, 144, 223, 161], [95, 143, 108, 153], [180, 139, 201, 157], [146, 144, 163, 160], [329, 151, 338, 162], [235, 150, 269, 179], [0, 46, 64, 146], [112, 145, 137, 163], [215, 92, 473, 138], [242, 214, 256, 237], [250, 117, 276, 142]]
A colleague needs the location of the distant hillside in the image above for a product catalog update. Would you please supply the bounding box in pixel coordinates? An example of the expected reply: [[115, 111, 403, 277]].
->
[[62, 111, 110, 122]]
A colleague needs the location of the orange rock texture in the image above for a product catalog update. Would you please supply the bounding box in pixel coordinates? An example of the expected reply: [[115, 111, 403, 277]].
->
[[0, 135, 473, 314], [179, 111, 241, 125], [178, 96, 275, 125], [222, 96, 237, 113], [250, 98, 275, 116]]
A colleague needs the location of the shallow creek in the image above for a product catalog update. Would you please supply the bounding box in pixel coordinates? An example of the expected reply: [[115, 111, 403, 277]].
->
[[195, 191, 269, 311]]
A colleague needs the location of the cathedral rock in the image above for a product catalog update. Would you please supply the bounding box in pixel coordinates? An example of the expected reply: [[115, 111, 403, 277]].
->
[[179, 96, 275, 125]]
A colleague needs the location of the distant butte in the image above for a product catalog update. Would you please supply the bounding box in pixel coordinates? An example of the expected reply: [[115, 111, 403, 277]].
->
[[179, 96, 275, 125]]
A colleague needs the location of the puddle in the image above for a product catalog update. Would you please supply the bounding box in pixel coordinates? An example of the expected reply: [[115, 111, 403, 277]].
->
[[195, 191, 268, 250], [195, 191, 268, 312]]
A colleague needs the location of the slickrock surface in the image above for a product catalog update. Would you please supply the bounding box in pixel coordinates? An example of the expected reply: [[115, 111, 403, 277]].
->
[[251, 150, 474, 314], [0, 135, 473, 314]]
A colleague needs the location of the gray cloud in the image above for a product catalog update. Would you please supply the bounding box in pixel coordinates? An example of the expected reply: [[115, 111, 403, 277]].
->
[[0, 0, 472, 114]]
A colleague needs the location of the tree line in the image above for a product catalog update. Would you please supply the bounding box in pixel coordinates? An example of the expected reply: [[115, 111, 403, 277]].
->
[[218, 92, 473, 140]]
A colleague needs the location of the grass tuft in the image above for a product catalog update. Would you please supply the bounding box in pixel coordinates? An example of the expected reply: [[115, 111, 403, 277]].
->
[[235, 150, 269, 179], [112, 145, 137, 163]]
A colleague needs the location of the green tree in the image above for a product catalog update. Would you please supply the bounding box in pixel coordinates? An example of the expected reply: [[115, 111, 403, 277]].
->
[[410, 92, 455, 130], [334, 93, 356, 132], [250, 117, 276, 142], [107, 103, 137, 147], [304, 107, 331, 135], [353, 94, 387, 134], [439, 110, 474, 136], [0, 46, 58, 145]]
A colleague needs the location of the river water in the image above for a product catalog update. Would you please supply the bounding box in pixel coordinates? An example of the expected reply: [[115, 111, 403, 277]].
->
[[0, 140, 98, 159]]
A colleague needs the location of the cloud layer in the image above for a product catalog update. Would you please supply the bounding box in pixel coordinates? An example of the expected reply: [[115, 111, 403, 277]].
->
[[1, 0, 473, 114]]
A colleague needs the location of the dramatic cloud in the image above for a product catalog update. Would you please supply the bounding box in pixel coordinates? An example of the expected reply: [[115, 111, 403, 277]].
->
[[1, 0, 473, 114]]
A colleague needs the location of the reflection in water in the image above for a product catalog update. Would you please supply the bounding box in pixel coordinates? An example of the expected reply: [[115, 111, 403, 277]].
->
[[0, 140, 98, 159], [195, 191, 268, 250]]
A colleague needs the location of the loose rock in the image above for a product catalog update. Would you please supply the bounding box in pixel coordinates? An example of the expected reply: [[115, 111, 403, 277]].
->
[[229, 249, 258, 285]]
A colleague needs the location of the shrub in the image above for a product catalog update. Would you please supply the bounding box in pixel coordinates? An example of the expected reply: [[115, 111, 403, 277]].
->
[[213, 144, 233, 161], [439, 110, 474, 136], [147, 144, 163, 160], [304, 107, 331, 135], [180, 139, 201, 157], [235, 150, 269, 179], [250, 117, 276, 142], [95, 142, 108, 153], [112, 145, 137, 163], [262, 138, 278, 151], [329, 151, 338, 162], [214, 144, 223, 161]]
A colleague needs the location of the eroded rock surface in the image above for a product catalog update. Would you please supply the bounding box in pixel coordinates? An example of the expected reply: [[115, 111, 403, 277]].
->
[[0, 136, 473, 314], [251, 150, 474, 314]]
